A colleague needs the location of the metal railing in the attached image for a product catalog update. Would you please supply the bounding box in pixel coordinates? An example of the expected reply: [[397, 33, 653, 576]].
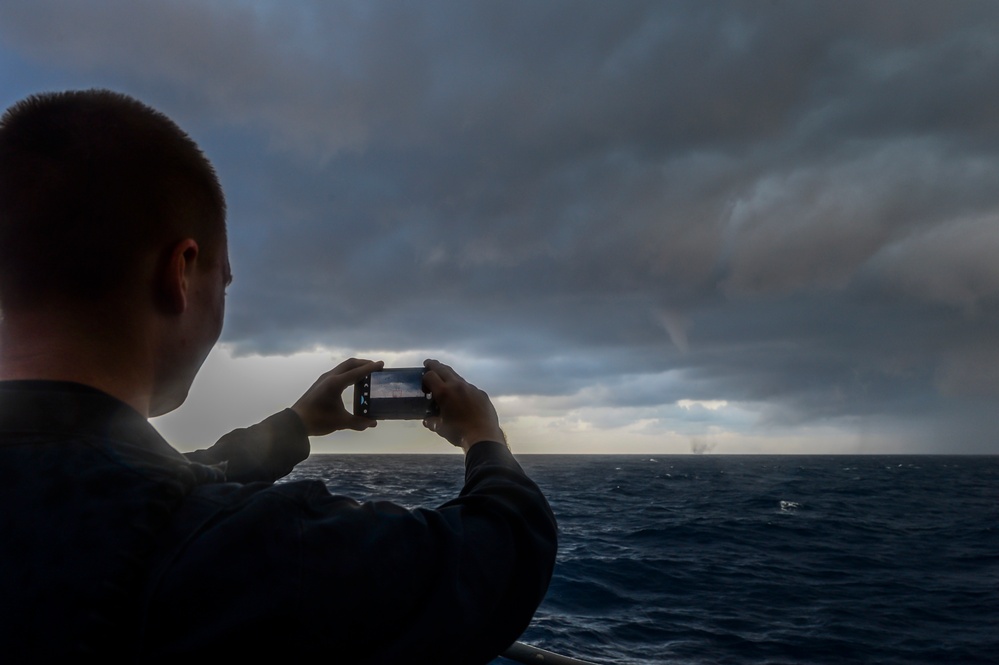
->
[[501, 641, 602, 664]]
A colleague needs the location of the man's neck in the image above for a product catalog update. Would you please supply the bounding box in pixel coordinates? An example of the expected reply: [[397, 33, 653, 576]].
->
[[0, 309, 155, 417]]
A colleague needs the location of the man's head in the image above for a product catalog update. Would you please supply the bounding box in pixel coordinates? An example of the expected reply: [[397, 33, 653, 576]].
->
[[0, 90, 230, 416], [0, 89, 227, 310]]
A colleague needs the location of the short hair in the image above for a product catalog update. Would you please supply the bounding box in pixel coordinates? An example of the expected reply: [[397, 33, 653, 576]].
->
[[0, 89, 226, 309]]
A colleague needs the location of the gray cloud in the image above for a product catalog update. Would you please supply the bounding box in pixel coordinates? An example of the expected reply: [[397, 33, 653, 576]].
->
[[2, 0, 998, 450]]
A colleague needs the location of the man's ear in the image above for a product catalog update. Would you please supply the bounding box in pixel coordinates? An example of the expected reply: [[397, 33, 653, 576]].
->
[[158, 238, 200, 314]]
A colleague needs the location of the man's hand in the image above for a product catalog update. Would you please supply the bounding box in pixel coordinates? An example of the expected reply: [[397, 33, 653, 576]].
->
[[422, 359, 506, 453], [291, 358, 383, 436]]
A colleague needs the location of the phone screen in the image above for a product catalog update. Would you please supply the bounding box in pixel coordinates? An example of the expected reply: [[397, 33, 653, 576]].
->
[[370, 370, 427, 399], [354, 368, 439, 420]]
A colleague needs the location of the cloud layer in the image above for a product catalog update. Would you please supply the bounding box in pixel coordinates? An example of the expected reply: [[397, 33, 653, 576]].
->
[[2, 1, 998, 451]]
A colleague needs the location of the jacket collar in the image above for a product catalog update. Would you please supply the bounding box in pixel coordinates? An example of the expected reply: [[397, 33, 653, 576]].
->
[[0, 380, 185, 463]]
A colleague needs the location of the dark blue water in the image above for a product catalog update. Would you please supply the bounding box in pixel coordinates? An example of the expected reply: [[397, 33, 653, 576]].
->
[[285, 455, 999, 664]]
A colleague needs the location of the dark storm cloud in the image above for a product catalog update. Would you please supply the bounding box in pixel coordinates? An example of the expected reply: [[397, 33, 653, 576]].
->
[[2, 0, 999, 450]]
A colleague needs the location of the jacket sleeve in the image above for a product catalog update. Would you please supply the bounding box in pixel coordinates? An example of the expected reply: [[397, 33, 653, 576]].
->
[[446, 441, 560, 661], [147, 441, 557, 665], [181, 408, 310, 483], [292, 440, 559, 664]]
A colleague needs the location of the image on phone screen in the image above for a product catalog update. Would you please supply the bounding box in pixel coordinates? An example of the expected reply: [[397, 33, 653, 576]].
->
[[354, 368, 439, 420]]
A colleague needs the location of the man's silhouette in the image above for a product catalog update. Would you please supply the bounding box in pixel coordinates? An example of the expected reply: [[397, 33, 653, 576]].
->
[[0, 89, 556, 663]]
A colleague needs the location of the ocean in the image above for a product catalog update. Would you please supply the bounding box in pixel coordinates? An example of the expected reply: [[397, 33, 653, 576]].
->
[[284, 454, 999, 664]]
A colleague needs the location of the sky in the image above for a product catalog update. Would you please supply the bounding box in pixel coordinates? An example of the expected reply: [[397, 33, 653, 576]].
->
[[1, 1, 998, 454]]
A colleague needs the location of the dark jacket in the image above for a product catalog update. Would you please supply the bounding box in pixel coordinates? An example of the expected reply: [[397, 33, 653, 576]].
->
[[0, 380, 557, 663]]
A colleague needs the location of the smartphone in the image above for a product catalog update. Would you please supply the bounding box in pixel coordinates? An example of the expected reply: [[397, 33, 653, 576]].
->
[[353, 367, 440, 420]]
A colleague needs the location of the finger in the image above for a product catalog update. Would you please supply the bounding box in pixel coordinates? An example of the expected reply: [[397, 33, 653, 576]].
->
[[424, 359, 461, 383], [332, 357, 376, 373], [423, 417, 459, 446], [331, 360, 383, 386], [423, 416, 450, 436], [347, 417, 378, 431], [347, 359, 384, 379], [422, 370, 445, 395]]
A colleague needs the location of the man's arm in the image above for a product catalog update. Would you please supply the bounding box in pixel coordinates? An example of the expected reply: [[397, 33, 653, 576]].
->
[[149, 359, 557, 663], [184, 358, 382, 483], [182, 408, 308, 483], [413, 358, 557, 661]]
